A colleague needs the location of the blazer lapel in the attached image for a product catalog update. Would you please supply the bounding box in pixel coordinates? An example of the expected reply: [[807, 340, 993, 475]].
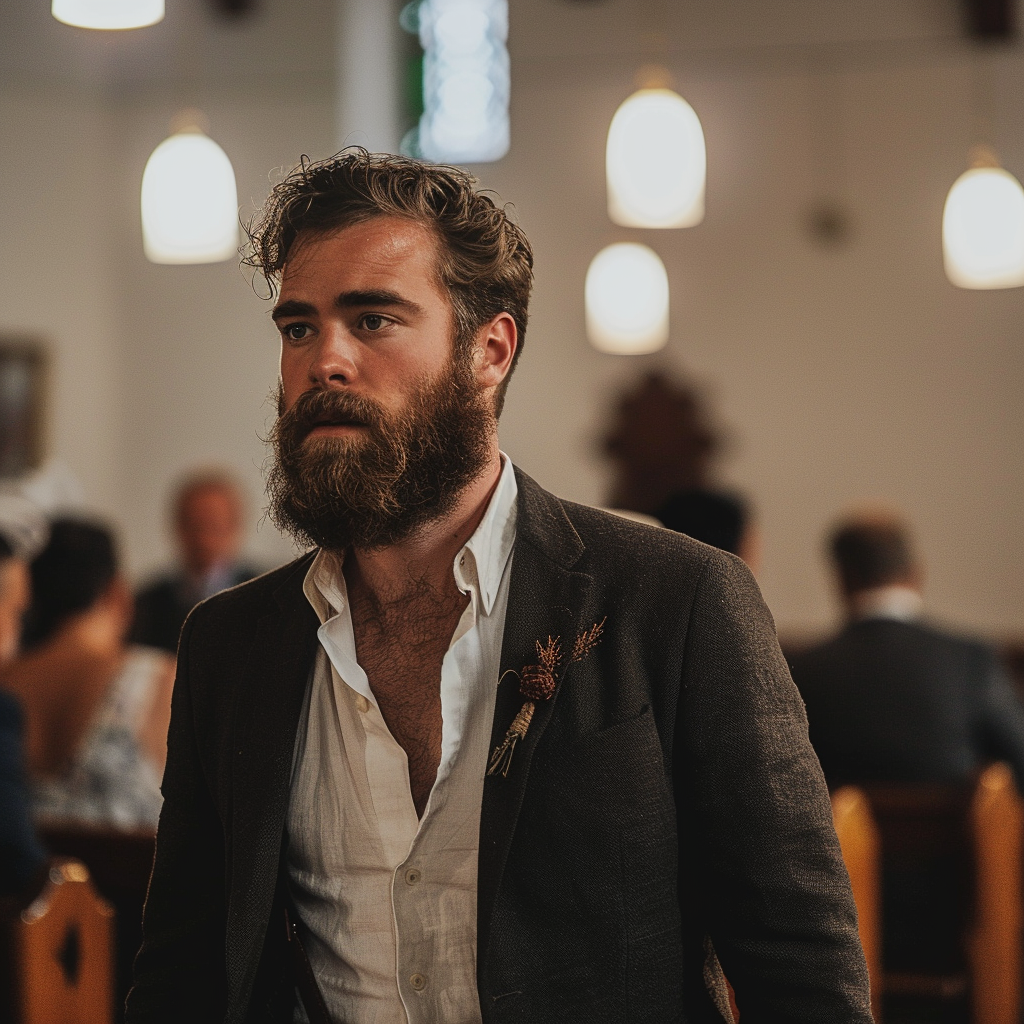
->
[[227, 555, 320, 1009], [477, 471, 593, 967]]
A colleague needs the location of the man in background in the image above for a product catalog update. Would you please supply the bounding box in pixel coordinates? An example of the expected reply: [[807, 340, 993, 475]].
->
[[791, 510, 1024, 789], [132, 471, 258, 654], [0, 531, 46, 897]]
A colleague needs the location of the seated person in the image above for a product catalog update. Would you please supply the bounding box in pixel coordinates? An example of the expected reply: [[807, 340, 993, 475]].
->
[[790, 510, 1024, 789], [132, 470, 259, 653], [1, 519, 174, 830], [0, 531, 46, 896]]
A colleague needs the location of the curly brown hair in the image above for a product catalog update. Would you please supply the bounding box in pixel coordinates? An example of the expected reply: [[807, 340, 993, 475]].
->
[[243, 149, 533, 416]]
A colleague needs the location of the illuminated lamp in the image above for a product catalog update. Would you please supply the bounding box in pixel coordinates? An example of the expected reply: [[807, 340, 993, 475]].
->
[[52, 0, 163, 29], [141, 114, 239, 265], [606, 86, 706, 229], [943, 147, 1024, 289], [585, 243, 670, 355]]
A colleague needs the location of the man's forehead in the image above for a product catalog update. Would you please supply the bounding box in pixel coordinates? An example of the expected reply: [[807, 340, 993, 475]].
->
[[282, 216, 440, 285]]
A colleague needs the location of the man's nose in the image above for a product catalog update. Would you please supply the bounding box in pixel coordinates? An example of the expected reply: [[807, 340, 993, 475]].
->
[[309, 324, 358, 386]]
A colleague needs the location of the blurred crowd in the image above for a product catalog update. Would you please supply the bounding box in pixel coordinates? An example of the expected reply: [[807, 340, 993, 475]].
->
[[0, 468, 259, 899]]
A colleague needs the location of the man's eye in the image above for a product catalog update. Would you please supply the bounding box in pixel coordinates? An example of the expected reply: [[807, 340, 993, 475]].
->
[[284, 324, 311, 341], [361, 314, 387, 332]]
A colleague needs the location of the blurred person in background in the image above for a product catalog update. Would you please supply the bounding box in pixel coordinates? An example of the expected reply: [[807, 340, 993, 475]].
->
[[2, 518, 175, 829], [132, 471, 259, 654], [790, 510, 1024, 789], [0, 530, 46, 896]]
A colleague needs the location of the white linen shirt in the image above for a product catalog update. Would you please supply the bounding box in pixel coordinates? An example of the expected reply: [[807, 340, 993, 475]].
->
[[287, 457, 518, 1024]]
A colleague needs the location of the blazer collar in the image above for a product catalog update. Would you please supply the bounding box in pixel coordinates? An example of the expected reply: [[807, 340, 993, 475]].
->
[[477, 469, 593, 967]]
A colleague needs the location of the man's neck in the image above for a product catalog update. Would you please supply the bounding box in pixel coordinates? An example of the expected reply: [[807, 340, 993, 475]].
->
[[343, 448, 504, 606]]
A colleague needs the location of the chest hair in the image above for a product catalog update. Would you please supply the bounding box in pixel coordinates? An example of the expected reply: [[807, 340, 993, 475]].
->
[[350, 580, 469, 817]]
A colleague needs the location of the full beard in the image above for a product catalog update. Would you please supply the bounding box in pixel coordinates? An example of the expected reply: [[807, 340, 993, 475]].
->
[[266, 358, 494, 552]]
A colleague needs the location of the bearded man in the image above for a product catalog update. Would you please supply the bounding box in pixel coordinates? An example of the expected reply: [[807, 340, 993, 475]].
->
[[126, 152, 872, 1024]]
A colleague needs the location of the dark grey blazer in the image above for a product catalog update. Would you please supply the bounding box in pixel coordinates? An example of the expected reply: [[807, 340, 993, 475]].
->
[[791, 616, 1024, 790], [126, 471, 872, 1024]]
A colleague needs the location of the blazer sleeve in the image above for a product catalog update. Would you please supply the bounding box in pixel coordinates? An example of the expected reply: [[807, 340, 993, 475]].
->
[[125, 611, 229, 1023], [675, 552, 873, 1023]]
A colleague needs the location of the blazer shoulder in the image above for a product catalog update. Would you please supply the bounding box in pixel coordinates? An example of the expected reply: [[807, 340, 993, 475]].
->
[[514, 472, 763, 629], [184, 552, 315, 635], [557, 494, 753, 587]]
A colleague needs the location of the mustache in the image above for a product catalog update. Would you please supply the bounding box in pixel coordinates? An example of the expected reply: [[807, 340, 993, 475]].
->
[[276, 387, 387, 438]]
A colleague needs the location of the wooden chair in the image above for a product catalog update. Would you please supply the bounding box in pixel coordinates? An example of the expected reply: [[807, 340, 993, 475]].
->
[[863, 763, 1023, 1024], [831, 786, 883, 1022], [36, 822, 156, 1011], [0, 858, 115, 1024], [967, 763, 1022, 1024]]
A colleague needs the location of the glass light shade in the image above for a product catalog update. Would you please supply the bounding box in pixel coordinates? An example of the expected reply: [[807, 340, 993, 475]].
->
[[141, 131, 239, 265], [943, 166, 1024, 289], [585, 243, 670, 354], [607, 88, 706, 229], [52, 0, 163, 29]]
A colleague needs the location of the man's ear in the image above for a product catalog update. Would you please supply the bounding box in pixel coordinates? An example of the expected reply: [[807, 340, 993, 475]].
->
[[472, 313, 517, 391]]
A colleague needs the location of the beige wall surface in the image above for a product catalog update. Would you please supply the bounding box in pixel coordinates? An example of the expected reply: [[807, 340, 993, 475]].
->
[[0, 0, 1022, 638]]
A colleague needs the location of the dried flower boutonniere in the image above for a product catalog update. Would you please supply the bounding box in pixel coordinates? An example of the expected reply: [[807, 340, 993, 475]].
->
[[487, 617, 606, 778]]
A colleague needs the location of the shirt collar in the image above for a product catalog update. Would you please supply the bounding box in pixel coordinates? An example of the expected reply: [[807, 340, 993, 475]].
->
[[302, 454, 518, 623], [851, 584, 924, 623]]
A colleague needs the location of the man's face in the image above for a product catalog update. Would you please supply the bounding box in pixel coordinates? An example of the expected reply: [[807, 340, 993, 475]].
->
[[0, 558, 29, 667], [266, 216, 494, 551], [274, 216, 461, 426], [176, 486, 242, 576]]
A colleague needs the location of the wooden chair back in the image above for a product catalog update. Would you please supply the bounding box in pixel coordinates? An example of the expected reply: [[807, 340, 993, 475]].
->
[[862, 763, 1023, 1024], [831, 786, 882, 1021], [968, 762, 1023, 1024], [37, 822, 156, 1011], [1, 858, 115, 1024]]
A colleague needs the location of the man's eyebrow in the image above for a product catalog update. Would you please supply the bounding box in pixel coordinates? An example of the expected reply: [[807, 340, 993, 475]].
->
[[334, 290, 422, 314], [270, 299, 316, 322], [270, 291, 424, 322]]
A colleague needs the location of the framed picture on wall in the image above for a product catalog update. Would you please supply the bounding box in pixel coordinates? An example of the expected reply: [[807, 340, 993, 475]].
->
[[0, 342, 46, 478]]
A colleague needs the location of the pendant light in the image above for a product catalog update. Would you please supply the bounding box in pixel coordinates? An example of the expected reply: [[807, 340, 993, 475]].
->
[[141, 112, 239, 265], [585, 243, 670, 355], [52, 0, 164, 30], [943, 146, 1024, 290], [606, 69, 706, 229]]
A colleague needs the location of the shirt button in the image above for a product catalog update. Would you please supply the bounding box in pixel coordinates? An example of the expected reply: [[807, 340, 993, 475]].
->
[[410, 973, 427, 991], [404, 867, 421, 885], [354, 694, 369, 713]]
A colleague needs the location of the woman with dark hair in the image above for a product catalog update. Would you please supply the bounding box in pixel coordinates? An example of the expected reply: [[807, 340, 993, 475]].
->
[[0, 518, 174, 828]]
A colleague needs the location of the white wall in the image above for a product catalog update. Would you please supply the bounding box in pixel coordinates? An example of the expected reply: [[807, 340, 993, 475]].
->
[[1, 0, 1023, 639]]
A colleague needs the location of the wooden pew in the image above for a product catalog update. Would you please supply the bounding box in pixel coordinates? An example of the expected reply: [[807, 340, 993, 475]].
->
[[0, 858, 115, 1024], [831, 786, 883, 1022]]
